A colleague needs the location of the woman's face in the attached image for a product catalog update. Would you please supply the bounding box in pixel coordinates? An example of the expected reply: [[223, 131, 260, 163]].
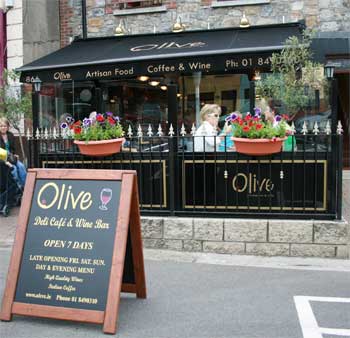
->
[[0, 123, 9, 135], [205, 112, 220, 127]]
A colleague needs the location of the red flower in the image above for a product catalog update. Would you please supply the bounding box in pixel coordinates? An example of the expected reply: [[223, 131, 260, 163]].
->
[[96, 115, 105, 122], [74, 126, 82, 134], [244, 115, 252, 121], [248, 121, 254, 127], [243, 126, 250, 132], [108, 117, 116, 125], [256, 124, 263, 130]]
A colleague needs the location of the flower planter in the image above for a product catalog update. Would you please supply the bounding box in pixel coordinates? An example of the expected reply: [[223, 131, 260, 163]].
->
[[232, 137, 287, 156], [74, 138, 124, 157]]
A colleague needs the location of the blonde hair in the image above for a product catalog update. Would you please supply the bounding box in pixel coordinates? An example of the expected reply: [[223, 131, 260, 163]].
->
[[0, 117, 10, 127], [200, 104, 221, 122]]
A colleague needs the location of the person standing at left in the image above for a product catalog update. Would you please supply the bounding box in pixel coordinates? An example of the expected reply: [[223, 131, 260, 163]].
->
[[0, 117, 27, 188]]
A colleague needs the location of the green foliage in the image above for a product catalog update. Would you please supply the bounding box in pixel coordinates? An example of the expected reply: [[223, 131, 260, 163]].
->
[[256, 30, 327, 116], [74, 122, 124, 142], [61, 113, 124, 142], [230, 112, 288, 139], [0, 69, 32, 132]]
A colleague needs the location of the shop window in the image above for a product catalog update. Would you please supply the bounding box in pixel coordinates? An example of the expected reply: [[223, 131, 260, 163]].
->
[[179, 74, 244, 129], [118, 0, 162, 10]]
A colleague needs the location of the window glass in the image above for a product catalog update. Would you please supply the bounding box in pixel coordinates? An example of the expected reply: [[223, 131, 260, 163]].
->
[[179, 73, 249, 129], [119, 0, 162, 10]]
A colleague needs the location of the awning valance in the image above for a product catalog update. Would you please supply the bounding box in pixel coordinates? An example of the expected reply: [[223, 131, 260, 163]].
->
[[19, 22, 304, 83]]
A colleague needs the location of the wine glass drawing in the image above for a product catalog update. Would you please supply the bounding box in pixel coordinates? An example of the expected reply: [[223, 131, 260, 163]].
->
[[99, 188, 112, 211]]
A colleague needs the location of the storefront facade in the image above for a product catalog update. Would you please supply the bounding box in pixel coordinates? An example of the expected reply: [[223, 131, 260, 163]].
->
[[17, 16, 349, 258]]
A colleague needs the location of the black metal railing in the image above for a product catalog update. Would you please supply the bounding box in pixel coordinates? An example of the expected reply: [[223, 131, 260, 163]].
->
[[25, 127, 343, 220]]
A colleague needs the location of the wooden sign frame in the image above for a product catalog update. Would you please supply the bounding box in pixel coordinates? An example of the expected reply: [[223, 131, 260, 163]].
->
[[0, 169, 146, 334]]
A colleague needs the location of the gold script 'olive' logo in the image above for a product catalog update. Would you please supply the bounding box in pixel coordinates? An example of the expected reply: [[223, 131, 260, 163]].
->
[[37, 182, 92, 210], [54, 72, 71, 81], [130, 41, 206, 52], [232, 173, 274, 194]]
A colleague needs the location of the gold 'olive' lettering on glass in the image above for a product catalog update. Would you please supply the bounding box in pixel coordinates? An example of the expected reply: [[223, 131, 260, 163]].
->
[[232, 173, 274, 193]]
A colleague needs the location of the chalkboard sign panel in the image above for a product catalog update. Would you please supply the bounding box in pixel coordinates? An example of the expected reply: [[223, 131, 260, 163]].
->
[[0, 169, 146, 334]]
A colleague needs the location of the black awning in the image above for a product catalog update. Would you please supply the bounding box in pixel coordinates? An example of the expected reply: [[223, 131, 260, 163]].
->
[[311, 36, 350, 62], [19, 22, 303, 82]]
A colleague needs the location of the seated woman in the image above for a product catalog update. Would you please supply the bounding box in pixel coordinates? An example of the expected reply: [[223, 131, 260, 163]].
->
[[0, 117, 27, 189], [194, 104, 224, 152]]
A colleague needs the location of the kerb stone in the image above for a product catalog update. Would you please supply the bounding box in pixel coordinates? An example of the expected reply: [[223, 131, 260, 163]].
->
[[203, 242, 245, 254], [291, 244, 336, 258], [246, 243, 289, 256]]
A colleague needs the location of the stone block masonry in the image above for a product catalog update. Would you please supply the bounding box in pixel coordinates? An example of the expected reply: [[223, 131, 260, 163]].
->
[[141, 217, 349, 259]]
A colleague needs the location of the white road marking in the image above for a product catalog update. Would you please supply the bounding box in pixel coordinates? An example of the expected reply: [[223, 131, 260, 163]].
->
[[294, 296, 350, 338]]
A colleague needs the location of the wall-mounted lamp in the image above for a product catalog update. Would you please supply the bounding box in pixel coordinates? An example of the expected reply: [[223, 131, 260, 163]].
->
[[172, 16, 185, 33], [114, 22, 126, 36], [324, 63, 335, 79], [138, 75, 150, 82], [252, 71, 261, 81], [149, 80, 160, 86], [239, 12, 250, 28], [33, 76, 42, 92]]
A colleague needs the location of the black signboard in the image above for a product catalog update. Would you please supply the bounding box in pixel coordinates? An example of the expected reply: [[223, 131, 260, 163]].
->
[[0, 169, 146, 334], [15, 179, 123, 310]]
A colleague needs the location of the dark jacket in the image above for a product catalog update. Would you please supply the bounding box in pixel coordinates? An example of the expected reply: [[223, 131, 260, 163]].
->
[[0, 131, 16, 154]]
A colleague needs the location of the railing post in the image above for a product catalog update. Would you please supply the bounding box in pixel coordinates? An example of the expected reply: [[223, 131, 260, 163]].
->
[[336, 133, 343, 220], [167, 84, 178, 215], [32, 91, 40, 168], [249, 80, 255, 114]]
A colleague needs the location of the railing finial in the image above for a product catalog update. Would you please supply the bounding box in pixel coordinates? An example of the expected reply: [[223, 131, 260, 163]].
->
[[127, 124, 133, 137], [290, 121, 296, 135], [137, 124, 143, 138], [312, 121, 319, 135], [180, 123, 186, 137], [191, 123, 196, 136], [157, 124, 163, 137], [337, 120, 343, 135], [301, 121, 308, 135], [325, 120, 331, 135], [35, 128, 40, 140], [26, 128, 31, 140], [147, 124, 153, 137], [168, 124, 175, 137]]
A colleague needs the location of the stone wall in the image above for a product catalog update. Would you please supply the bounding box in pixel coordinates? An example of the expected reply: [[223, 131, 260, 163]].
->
[[23, 0, 60, 64], [59, 0, 350, 45], [141, 217, 350, 258]]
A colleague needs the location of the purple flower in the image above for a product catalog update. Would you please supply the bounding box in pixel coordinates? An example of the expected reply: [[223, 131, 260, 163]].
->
[[254, 107, 262, 117], [113, 116, 120, 123], [60, 122, 68, 129], [225, 112, 238, 122], [106, 111, 113, 117], [274, 115, 282, 123], [83, 118, 91, 127]]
